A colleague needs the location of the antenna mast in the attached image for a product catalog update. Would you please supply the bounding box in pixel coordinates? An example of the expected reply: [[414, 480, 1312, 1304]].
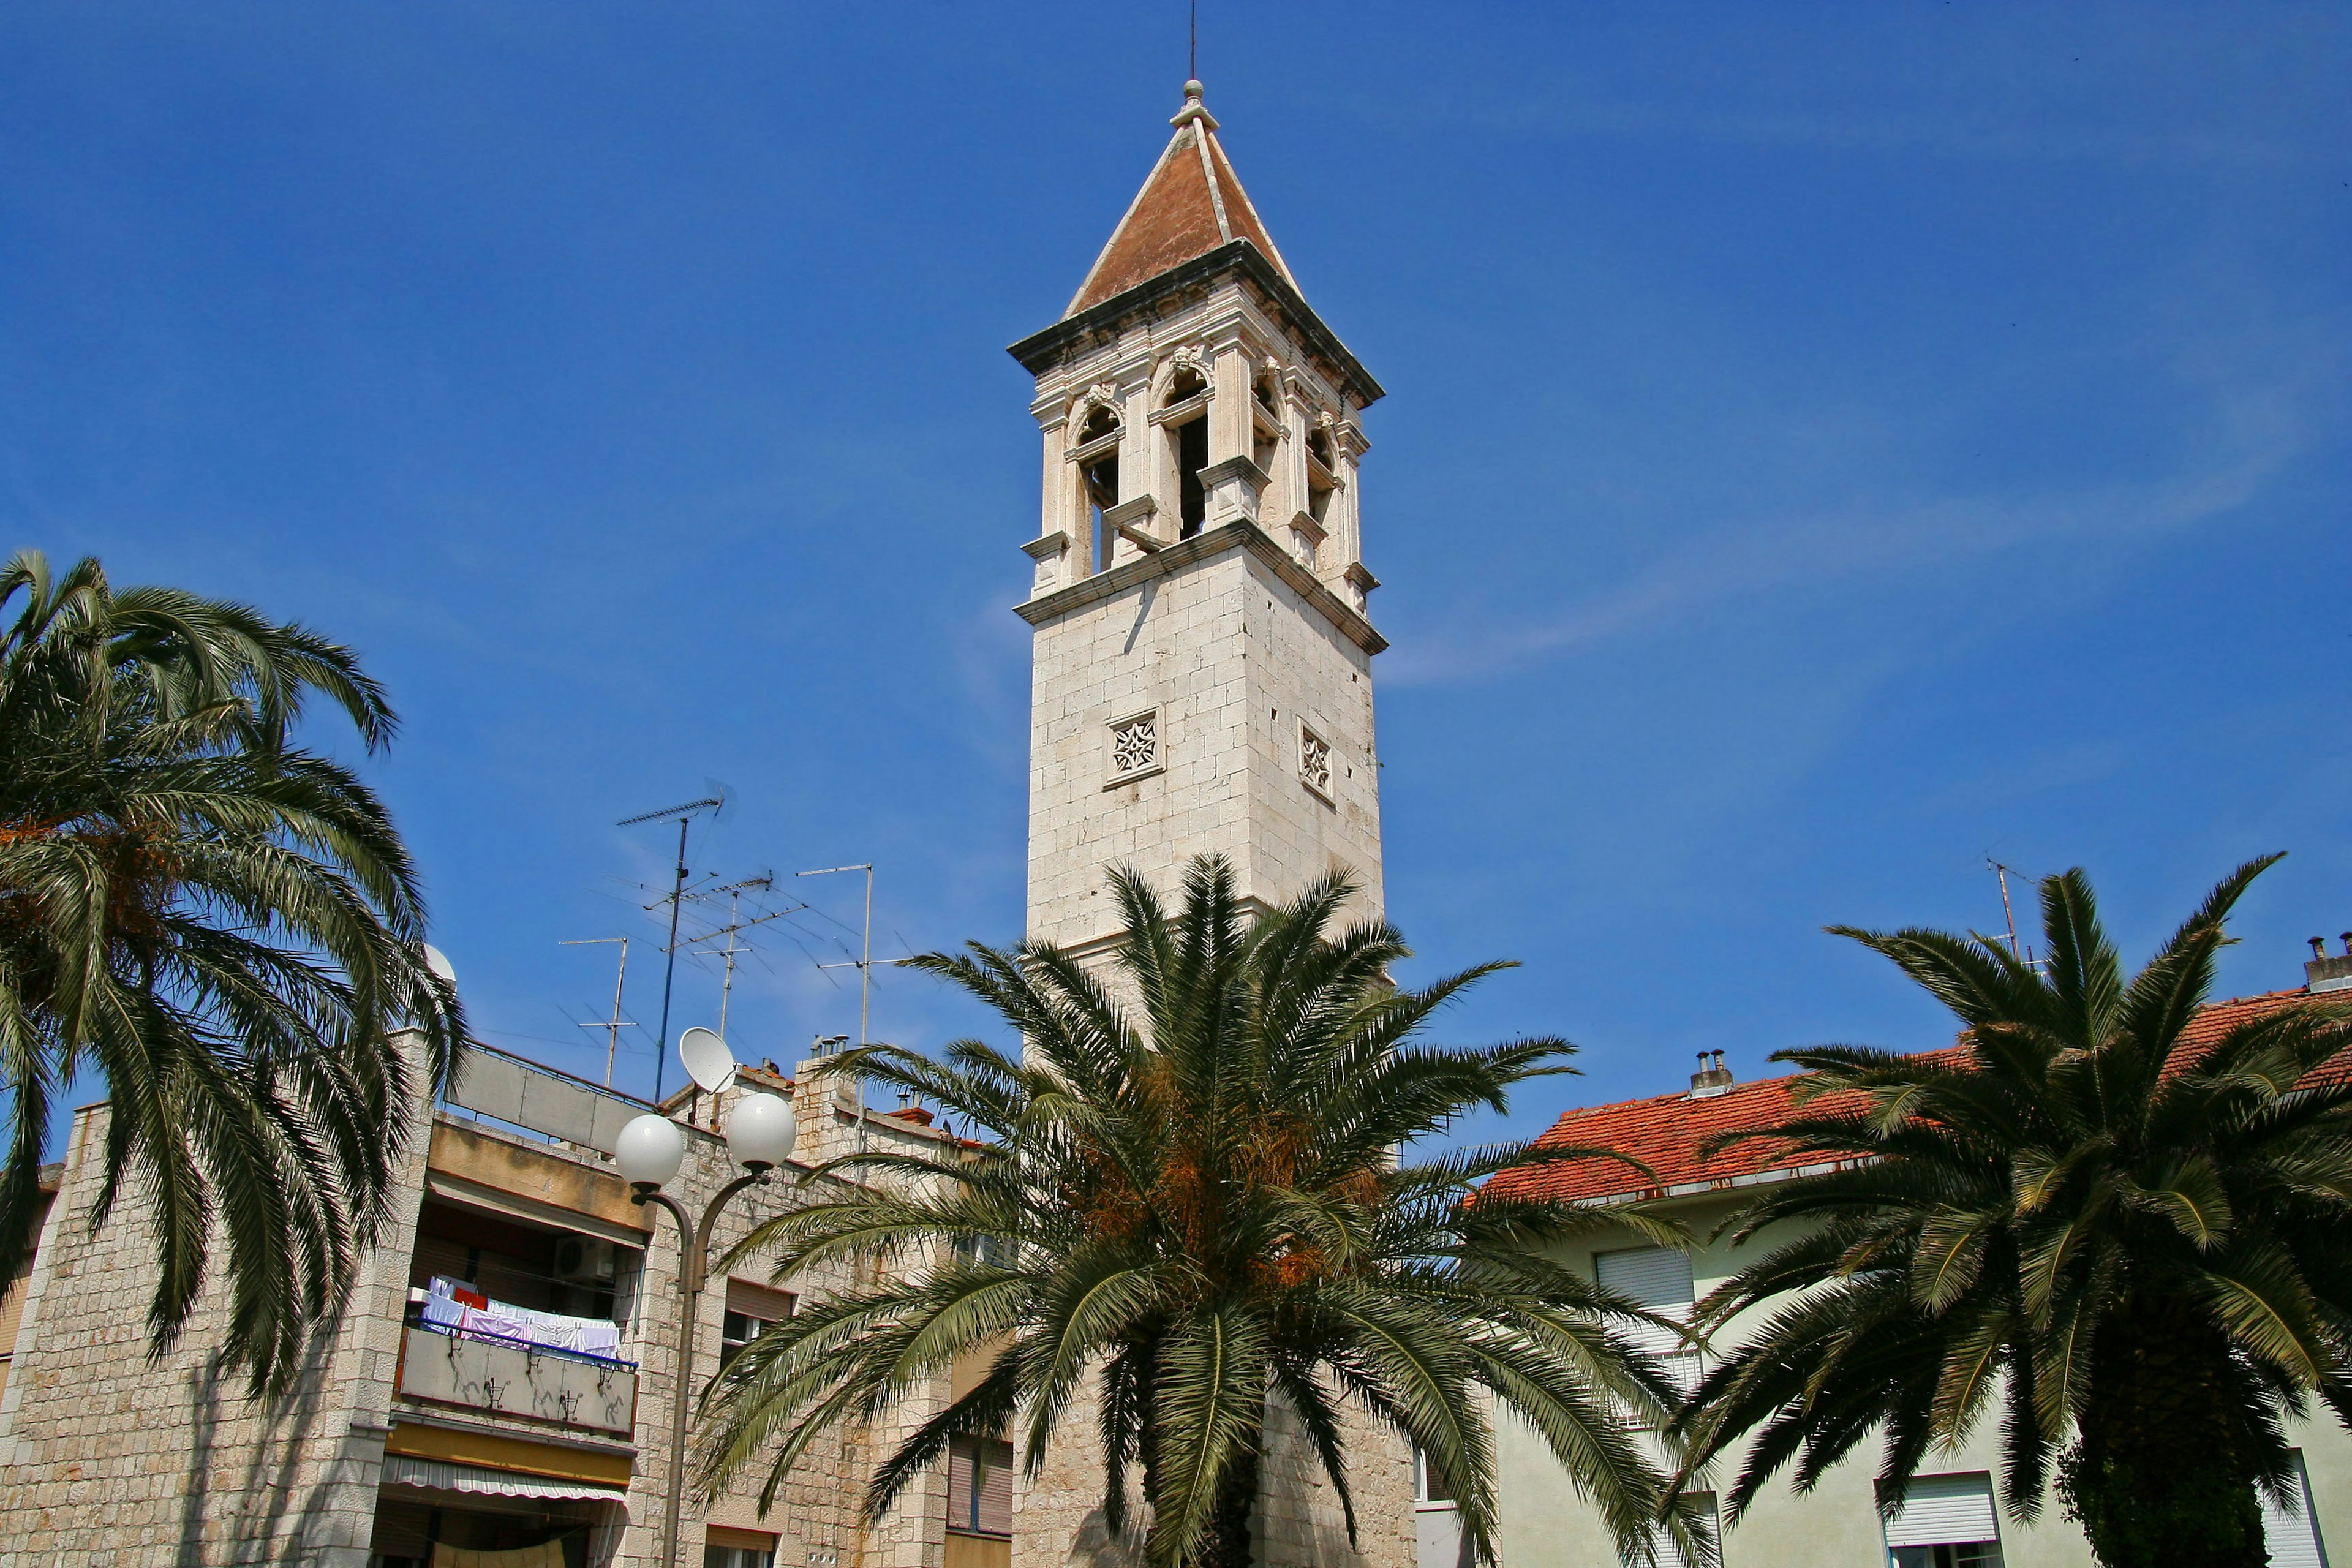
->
[[558, 936, 633, 1087], [799, 862, 877, 1147], [619, 794, 724, 1102]]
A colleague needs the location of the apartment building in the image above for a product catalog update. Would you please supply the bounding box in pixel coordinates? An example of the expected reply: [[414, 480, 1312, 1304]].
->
[[1473, 965, 2352, 1568], [0, 1038, 981, 1568]]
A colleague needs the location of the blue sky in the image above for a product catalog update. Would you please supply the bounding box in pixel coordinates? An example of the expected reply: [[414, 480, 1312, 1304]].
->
[[5, 4, 2346, 1148]]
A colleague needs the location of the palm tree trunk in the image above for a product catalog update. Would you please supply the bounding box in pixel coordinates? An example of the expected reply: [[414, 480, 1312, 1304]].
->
[[2059, 1297, 2266, 1568], [1197, 1434, 1260, 1568]]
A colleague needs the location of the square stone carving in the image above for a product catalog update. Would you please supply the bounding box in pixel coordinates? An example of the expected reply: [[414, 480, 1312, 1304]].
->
[[1107, 709, 1160, 783], [1298, 723, 1333, 799]]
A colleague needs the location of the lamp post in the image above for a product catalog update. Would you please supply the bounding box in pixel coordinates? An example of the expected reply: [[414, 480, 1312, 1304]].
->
[[615, 1091, 798, 1568]]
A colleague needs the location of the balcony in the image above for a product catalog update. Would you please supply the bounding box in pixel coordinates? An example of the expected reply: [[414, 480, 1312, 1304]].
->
[[394, 1321, 637, 1437], [398, 1184, 645, 1439]]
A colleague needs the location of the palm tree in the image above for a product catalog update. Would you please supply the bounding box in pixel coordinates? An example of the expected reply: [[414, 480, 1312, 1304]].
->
[[1670, 856, 2352, 1568], [0, 549, 463, 1395], [699, 856, 1709, 1568]]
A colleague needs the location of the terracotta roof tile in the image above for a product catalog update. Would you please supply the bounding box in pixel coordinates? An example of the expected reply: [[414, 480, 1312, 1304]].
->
[[1067, 84, 1300, 317], [1485, 987, 2336, 1206]]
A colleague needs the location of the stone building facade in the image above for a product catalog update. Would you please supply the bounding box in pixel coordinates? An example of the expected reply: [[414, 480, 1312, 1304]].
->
[[0, 1042, 954, 1567]]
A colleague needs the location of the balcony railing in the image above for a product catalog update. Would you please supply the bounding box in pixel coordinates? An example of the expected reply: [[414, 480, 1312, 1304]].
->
[[395, 1321, 638, 1437]]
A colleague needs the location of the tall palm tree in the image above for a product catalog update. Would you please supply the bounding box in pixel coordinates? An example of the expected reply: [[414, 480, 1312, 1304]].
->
[[1670, 856, 2352, 1568], [0, 549, 463, 1395], [700, 856, 1708, 1568]]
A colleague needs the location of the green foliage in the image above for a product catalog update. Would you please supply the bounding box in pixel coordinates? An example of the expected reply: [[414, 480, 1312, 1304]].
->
[[700, 856, 1706, 1568], [1670, 856, 2352, 1567], [0, 549, 462, 1395]]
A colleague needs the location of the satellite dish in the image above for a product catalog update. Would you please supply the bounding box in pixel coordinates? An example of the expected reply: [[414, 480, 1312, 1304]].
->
[[423, 944, 458, 990], [678, 1026, 737, 1094]]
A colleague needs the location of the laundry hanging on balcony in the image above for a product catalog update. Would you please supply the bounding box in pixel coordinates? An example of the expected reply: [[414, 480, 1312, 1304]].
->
[[421, 1276, 624, 1360]]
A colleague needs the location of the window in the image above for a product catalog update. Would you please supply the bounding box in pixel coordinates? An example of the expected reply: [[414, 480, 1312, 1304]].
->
[[1888, 1548, 2002, 1568], [706, 1542, 780, 1568], [1594, 1245, 1698, 1395], [1413, 1447, 1453, 1506], [1623, 1493, 1719, 1568], [948, 1434, 1014, 1537], [1305, 424, 1338, 529], [1160, 361, 1210, 539], [2262, 1449, 2329, 1568], [706, 1549, 775, 1568], [720, 1278, 794, 1369], [1172, 413, 1208, 537], [952, 1233, 1016, 1269], [1074, 404, 1121, 577], [1251, 371, 1283, 489], [1882, 1473, 2003, 1568]]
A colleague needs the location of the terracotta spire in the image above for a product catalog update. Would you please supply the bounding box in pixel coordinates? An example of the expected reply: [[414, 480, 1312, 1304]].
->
[[1064, 81, 1301, 318]]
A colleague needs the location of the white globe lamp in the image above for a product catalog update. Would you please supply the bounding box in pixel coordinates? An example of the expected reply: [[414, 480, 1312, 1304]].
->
[[615, 1112, 686, 1190], [726, 1092, 796, 1171]]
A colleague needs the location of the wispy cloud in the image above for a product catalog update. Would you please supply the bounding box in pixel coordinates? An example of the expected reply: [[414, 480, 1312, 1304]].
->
[[1390, 366, 2322, 688]]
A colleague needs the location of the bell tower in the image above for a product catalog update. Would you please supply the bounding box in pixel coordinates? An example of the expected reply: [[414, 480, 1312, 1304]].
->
[[1011, 80, 1388, 953]]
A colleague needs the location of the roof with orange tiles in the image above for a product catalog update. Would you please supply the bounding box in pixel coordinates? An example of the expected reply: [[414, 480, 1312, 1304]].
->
[[1065, 81, 1300, 317], [1485, 987, 2334, 1207]]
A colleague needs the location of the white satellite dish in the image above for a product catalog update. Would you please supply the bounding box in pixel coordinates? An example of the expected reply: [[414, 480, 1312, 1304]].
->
[[423, 944, 458, 990], [677, 1026, 737, 1095]]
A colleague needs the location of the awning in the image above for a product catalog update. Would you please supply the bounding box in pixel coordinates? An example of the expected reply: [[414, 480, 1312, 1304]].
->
[[383, 1455, 631, 1517]]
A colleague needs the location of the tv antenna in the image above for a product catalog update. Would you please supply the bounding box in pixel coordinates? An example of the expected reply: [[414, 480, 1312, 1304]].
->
[[799, 862, 885, 1145], [682, 874, 807, 1044], [619, 793, 726, 1101], [1986, 856, 2046, 972], [558, 936, 635, 1087]]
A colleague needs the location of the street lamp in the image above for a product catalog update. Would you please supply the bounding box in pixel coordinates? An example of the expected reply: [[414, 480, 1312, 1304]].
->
[[617, 1092, 798, 1568]]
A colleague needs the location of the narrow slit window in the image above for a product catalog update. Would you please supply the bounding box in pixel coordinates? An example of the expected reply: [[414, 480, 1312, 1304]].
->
[[1252, 375, 1280, 478], [1084, 451, 1119, 572], [1074, 403, 1121, 575], [1306, 426, 1337, 527], [1174, 416, 1208, 537]]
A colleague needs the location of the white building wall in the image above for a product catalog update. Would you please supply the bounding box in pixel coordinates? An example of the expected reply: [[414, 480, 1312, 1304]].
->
[[1497, 1194, 2352, 1567]]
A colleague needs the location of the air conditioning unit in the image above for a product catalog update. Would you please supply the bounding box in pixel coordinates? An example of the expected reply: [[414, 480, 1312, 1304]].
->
[[552, 1235, 617, 1285]]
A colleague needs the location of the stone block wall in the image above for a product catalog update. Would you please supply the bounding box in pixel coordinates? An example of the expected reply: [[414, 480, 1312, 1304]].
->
[[1024, 538, 1384, 954]]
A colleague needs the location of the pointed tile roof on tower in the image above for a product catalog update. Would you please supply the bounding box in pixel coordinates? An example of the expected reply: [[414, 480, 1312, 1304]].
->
[[1065, 80, 1302, 317]]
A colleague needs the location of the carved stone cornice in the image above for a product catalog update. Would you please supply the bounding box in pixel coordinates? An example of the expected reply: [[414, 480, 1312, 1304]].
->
[[1015, 519, 1385, 656]]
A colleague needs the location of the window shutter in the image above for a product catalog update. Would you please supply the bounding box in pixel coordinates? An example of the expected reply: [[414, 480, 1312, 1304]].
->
[[1594, 1246, 1694, 1310], [948, 1436, 977, 1532], [1882, 1473, 1999, 1549], [1623, 1494, 1717, 1568], [978, 1439, 1014, 1536], [1595, 1247, 1695, 1358], [726, 1278, 796, 1324], [2263, 1452, 2328, 1568]]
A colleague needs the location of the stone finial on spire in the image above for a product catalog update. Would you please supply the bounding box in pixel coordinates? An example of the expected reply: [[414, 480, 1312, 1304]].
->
[[1172, 79, 1218, 131]]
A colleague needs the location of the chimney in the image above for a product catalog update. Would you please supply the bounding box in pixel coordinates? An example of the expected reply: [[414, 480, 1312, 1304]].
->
[[1690, 1050, 1736, 1099], [2306, 936, 2352, 995]]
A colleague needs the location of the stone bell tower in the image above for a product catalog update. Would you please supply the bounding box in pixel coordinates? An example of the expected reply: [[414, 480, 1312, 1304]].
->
[[1004, 83, 1415, 1568], [1011, 80, 1389, 955]]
